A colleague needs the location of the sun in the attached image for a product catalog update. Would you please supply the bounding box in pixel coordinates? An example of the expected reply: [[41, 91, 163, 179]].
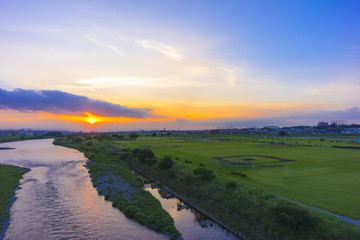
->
[[89, 118, 96, 124]]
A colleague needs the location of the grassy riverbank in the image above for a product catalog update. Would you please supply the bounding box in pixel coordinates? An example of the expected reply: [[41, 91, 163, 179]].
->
[[0, 164, 25, 234], [55, 133, 360, 240], [123, 134, 360, 219], [53, 136, 181, 240], [0, 133, 63, 144]]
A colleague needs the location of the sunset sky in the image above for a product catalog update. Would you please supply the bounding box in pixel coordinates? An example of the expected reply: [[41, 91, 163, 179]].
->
[[0, 0, 359, 131]]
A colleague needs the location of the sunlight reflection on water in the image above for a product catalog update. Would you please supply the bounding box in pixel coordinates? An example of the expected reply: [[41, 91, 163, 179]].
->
[[0, 139, 167, 240]]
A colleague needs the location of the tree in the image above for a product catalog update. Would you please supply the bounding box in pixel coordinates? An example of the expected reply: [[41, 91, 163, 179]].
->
[[138, 149, 155, 162], [278, 130, 287, 136], [158, 156, 173, 170], [129, 132, 139, 139], [268, 200, 318, 234], [193, 167, 216, 181], [152, 132, 157, 137]]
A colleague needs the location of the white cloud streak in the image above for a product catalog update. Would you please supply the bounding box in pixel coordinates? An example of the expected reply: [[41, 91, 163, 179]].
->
[[83, 34, 124, 56], [135, 39, 183, 62]]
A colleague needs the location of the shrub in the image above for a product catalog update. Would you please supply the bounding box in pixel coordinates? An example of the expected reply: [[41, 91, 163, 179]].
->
[[129, 132, 139, 139], [158, 156, 174, 170], [193, 167, 216, 181], [278, 130, 287, 136], [138, 149, 155, 162], [73, 137, 83, 142], [119, 152, 130, 161], [144, 157, 157, 165], [133, 148, 140, 154], [226, 181, 237, 188], [268, 200, 318, 234], [124, 206, 139, 218], [231, 171, 247, 177]]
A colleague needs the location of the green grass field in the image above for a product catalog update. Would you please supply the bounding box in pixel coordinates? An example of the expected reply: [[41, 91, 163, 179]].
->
[[0, 164, 25, 233], [118, 134, 360, 219]]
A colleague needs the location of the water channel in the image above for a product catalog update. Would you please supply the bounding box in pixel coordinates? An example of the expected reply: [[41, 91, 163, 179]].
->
[[0, 139, 240, 240], [144, 185, 239, 240]]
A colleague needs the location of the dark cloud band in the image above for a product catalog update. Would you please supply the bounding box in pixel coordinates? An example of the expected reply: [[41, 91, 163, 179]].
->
[[0, 88, 152, 118]]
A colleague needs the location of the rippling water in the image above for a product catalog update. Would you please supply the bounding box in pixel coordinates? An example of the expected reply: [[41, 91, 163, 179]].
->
[[0, 139, 167, 240]]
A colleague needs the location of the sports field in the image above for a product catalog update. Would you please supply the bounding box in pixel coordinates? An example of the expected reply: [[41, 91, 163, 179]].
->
[[119, 134, 360, 220]]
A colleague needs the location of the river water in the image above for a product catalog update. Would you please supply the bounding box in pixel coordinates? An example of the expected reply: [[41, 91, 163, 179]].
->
[[0, 139, 240, 240], [0, 139, 167, 240], [144, 186, 239, 240]]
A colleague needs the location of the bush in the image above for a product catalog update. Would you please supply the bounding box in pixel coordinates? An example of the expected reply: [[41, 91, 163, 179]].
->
[[73, 137, 83, 142], [193, 167, 216, 181], [226, 181, 237, 188], [278, 130, 287, 136], [119, 152, 130, 161], [158, 156, 174, 170], [124, 206, 139, 218], [268, 200, 318, 234], [112, 134, 124, 139], [138, 149, 155, 162], [231, 171, 247, 177], [144, 157, 157, 165], [129, 132, 139, 139]]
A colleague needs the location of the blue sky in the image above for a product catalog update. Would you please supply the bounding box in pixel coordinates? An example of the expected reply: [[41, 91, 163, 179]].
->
[[0, 0, 359, 130]]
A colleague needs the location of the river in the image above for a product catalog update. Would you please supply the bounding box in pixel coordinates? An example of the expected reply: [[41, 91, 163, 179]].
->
[[0, 139, 167, 240], [0, 139, 240, 240]]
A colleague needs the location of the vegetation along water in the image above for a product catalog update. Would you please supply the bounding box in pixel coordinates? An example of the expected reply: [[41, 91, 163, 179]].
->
[[53, 133, 360, 240]]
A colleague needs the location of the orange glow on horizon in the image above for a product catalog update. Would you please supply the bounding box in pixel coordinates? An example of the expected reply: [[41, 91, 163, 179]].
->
[[37, 111, 164, 125], [0, 102, 344, 130]]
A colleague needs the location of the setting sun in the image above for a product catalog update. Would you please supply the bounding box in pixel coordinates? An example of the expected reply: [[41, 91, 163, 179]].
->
[[89, 119, 96, 124]]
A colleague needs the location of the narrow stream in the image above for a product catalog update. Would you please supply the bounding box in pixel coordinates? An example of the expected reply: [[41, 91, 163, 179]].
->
[[144, 185, 240, 240]]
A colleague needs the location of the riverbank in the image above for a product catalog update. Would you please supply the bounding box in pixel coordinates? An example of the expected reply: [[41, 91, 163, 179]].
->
[[134, 167, 246, 239], [0, 163, 27, 239], [53, 137, 181, 240], [54, 135, 360, 239]]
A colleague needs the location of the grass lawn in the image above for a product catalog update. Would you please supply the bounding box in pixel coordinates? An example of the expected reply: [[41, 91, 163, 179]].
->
[[118, 135, 360, 219], [0, 164, 25, 232]]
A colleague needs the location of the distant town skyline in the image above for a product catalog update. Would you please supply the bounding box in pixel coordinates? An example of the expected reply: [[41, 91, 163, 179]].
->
[[0, 1, 359, 131]]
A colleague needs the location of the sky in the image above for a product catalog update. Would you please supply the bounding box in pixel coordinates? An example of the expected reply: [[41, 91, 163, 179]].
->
[[0, 0, 359, 131]]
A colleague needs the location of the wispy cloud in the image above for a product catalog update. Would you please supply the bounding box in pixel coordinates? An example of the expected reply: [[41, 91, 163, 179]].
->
[[78, 77, 166, 88], [0, 88, 153, 118], [84, 34, 124, 56], [135, 39, 183, 62]]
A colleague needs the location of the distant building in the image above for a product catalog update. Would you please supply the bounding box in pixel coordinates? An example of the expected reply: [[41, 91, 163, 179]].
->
[[264, 126, 280, 130], [317, 122, 329, 127]]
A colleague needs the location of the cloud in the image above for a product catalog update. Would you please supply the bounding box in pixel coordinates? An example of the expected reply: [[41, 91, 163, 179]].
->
[[175, 118, 189, 123], [78, 77, 165, 88], [135, 39, 183, 62], [0, 88, 152, 118], [84, 34, 124, 56]]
